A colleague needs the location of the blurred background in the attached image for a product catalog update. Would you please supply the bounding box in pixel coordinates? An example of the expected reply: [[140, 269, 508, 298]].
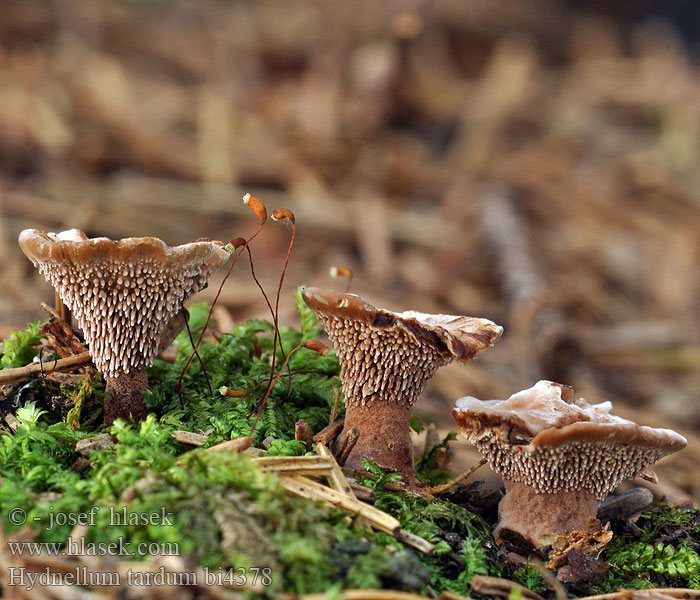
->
[[1, 0, 698, 499]]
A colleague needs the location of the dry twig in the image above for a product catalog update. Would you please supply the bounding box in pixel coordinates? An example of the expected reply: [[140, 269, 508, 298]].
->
[[470, 575, 544, 600], [425, 458, 487, 495], [0, 352, 92, 386], [205, 437, 253, 453], [313, 418, 344, 446]]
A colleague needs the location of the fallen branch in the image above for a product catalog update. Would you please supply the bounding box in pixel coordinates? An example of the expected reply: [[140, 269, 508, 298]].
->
[[0, 352, 92, 385], [313, 418, 344, 445], [205, 436, 253, 453], [335, 427, 359, 466], [295, 419, 312, 452], [3, 413, 20, 433], [279, 474, 400, 532], [470, 575, 544, 600]]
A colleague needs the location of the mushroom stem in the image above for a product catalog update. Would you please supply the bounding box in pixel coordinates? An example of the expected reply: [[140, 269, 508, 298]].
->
[[104, 367, 149, 426], [495, 479, 600, 548], [338, 401, 416, 484]]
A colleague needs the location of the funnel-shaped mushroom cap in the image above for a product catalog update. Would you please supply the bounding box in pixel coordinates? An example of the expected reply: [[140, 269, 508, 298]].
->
[[19, 229, 230, 377], [303, 287, 503, 408], [453, 380, 687, 499]]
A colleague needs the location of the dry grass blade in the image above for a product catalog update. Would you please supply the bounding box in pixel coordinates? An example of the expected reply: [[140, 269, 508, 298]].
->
[[278, 474, 401, 532], [316, 442, 353, 495], [278, 474, 434, 553], [394, 529, 436, 554], [254, 455, 333, 473], [317, 442, 371, 527]]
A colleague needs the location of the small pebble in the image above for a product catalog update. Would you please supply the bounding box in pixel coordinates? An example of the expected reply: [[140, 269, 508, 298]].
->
[[75, 433, 115, 457]]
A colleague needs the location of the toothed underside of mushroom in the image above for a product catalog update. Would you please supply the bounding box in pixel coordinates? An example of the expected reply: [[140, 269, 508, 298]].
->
[[318, 314, 453, 409], [33, 257, 216, 377], [453, 380, 687, 499], [466, 436, 665, 499]]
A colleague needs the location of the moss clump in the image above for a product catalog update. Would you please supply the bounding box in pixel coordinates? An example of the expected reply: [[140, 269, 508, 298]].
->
[[364, 481, 500, 594], [146, 300, 341, 447], [0, 320, 43, 369], [594, 504, 700, 593]]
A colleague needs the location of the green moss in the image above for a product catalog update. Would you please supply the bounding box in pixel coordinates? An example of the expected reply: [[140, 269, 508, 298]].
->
[[265, 439, 309, 456], [0, 321, 43, 369], [364, 483, 499, 594], [512, 564, 546, 593], [415, 431, 457, 486], [594, 504, 700, 593], [146, 310, 341, 447], [4, 302, 695, 597]]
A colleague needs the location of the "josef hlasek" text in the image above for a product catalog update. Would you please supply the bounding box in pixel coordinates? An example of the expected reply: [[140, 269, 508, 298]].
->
[[45, 506, 173, 531]]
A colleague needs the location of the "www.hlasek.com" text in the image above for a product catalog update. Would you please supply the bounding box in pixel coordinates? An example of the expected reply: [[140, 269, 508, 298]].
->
[[7, 537, 179, 558]]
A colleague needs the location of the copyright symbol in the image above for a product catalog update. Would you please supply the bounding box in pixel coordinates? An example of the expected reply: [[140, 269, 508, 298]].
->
[[8, 508, 26, 526]]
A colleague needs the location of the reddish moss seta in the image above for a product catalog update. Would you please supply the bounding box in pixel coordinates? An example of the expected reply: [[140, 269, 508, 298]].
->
[[302, 287, 502, 483]]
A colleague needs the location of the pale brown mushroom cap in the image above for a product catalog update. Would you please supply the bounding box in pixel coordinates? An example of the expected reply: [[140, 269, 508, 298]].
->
[[453, 380, 687, 499], [302, 287, 503, 409], [19, 229, 230, 378]]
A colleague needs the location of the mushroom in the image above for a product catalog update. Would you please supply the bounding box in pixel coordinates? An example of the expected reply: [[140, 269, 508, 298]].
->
[[302, 287, 503, 483], [19, 229, 230, 425], [453, 380, 687, 550]]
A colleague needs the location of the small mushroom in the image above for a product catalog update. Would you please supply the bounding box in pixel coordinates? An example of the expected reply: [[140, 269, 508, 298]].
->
[[19, 229, 230, 425], [453, 380, 687, 549], [302, 287, 502, 483]]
